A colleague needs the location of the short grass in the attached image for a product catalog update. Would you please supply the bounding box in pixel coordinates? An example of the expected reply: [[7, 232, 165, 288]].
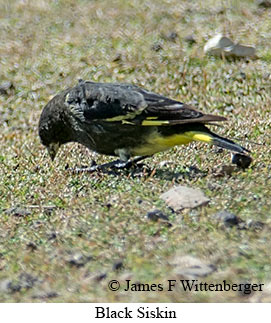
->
[[1, 0, 271, 302]]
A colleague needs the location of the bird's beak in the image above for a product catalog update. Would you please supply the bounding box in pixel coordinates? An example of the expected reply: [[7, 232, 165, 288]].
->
[[47, 142, 60, 161]]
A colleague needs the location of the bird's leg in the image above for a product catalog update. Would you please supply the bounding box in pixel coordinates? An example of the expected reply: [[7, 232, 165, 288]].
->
[[67, 156, 148, 174], [114, 156, 148, 169]]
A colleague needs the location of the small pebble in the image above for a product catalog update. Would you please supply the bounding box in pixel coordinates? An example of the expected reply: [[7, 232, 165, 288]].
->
[[151, 43, 163, 52], [95, 273, 107, 281], [232, 153, 252, 169], [32, 290, 58, 300], [26, 242, 38, 251], [112, 53, 122, 62], [214, 210, 241, 227], [47, 232, 57, 240], [0, 273, 39, 294], [146, 210, 169, 222], [184, 34, 196, 45], [66, 252, 92, 268], [113, 261, 124, 271]]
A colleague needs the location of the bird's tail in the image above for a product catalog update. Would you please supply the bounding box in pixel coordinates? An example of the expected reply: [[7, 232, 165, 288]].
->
[[187, 131, 250, 154], [211, 133, 250, 154]]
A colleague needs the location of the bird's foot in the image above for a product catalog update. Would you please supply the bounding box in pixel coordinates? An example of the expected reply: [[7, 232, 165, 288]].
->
[[67, 156, 147, 174]]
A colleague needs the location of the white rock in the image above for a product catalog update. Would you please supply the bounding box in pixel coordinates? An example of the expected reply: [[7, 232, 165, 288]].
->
[[231, 44, 256, 58], [204, 34, 234, 55], [204, 34, 256, 58]]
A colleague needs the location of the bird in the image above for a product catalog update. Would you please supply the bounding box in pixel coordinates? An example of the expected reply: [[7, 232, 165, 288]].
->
[[39, 79, 251, 172]]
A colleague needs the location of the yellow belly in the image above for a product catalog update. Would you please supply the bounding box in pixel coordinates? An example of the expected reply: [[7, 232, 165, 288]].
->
[[131, 131, 213, 156]]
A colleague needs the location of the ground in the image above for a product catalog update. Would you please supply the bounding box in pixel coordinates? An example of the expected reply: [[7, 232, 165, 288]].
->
[[1, 0, 271, 302]]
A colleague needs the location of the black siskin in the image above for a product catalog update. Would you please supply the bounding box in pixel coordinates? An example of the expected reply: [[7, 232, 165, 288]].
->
[[38, 80, 250, 169]]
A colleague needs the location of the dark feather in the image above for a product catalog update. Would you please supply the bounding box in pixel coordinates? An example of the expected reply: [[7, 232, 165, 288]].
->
[[66, 80, 226, 126]]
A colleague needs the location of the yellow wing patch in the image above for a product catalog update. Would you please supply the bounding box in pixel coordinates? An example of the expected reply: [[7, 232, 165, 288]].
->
[[121, 117, 167, 126], [141, 120, 170, 126]]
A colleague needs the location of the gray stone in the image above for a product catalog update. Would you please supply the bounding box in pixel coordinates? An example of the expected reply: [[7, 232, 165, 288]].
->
[[161, 186, 210, 211]]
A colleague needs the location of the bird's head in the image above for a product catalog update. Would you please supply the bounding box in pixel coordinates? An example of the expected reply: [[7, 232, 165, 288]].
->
[[38, 91, 73, 161], [39, 111, 62, 161]]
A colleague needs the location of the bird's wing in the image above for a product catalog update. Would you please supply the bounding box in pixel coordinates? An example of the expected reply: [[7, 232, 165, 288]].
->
[[65, 81, 226, 126], [130, 87, 226, 125]]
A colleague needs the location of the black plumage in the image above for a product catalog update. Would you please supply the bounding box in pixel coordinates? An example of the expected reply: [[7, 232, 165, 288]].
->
[[39, 80, 250, 166]]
